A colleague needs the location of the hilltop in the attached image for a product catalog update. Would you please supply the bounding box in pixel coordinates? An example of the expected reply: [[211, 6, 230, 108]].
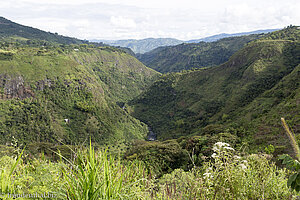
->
[[0, 17, 87, 44], [137, 34, 265, 73]]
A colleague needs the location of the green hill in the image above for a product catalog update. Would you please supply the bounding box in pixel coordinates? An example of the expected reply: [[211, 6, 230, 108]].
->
[[137, 34, 267, 73], [0, 42, 159, 146], [129, 26, 300, 153], [0, 16, 85, 44]]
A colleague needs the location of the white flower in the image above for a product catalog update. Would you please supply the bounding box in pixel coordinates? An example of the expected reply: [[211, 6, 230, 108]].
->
[[212, 146, 219, 151], [234, 155, 241, 160], [239, 164, 247, 170], [203, 172, 212, 179], [215, 142, 230, 148], [213, 142, 234, 152], [211, 153, 218, 158], [224, 146, 235, 151]]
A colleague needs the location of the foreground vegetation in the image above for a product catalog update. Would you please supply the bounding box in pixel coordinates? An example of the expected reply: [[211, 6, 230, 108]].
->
[[0, 140, 299, 200]]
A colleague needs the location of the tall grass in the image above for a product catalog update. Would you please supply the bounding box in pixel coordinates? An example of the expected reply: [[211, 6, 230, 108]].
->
[[0, 148, 24, 194], [0, 134, 299, 199], [281, 117, 300, 160], [61, 142, 151, 200]]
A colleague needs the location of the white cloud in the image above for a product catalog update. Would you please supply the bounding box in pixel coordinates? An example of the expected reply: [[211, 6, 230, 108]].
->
[[110, 16, 136, 29], [0, 0, 299, 40]]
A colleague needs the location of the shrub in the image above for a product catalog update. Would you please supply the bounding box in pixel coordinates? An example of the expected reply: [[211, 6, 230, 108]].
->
[[154, 142, 299, 199]]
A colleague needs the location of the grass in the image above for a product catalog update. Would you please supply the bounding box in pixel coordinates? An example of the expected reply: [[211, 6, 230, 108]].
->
[[0, 139, 299, 200], [60, 142, 150, 200], [0, 148, 24, 195]]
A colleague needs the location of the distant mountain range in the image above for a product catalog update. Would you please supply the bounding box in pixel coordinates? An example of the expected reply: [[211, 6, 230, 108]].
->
[[91, 38, 183, 54], [186, 29, 279, 43], [92, 29, 279, 53]]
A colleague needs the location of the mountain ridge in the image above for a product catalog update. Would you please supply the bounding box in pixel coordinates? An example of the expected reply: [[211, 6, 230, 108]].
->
[[186, 29, 279, 43], [137, 34, 265, 73], [93, 29, 279, 53], [0, 16, 87, 44]]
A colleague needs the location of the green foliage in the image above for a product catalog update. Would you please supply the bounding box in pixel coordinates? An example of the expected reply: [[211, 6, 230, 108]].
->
[[260, 25, 300, 41], [125, 140, 189, 176], [60, 143, 150, 200], [279, 154, 300, 191], [265, 144, 275, 154], [153, 142, 299, 199], [0, 43, 159, 146], [137, 34, 264, 73], [279, 119, 300, 192], [0, 148, 24, 195], [130, 27, 300, 151], [0, 142, 298, 199]]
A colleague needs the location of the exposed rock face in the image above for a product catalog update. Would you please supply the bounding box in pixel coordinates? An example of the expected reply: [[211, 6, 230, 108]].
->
[[0, 74, 56, 99], [0, 74, 34, 99]]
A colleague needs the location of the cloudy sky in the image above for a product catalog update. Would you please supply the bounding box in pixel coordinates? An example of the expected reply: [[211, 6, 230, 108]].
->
[[1, 0, 299, 40]]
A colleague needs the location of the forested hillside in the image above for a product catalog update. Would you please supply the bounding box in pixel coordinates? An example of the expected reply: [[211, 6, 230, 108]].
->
[[137, 34, 266, 73], [0, 42, 159, 146], [130, 26, 300, 154]]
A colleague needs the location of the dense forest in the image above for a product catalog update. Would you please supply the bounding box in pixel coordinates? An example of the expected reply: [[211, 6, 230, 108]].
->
[[130, 26, 300, 152], [0, 18, 299, 199]]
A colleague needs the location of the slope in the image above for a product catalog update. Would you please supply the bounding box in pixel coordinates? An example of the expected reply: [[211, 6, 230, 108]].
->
[[137, 34, 265, 73], [0, 43, 159, 146], [129, 26, 300, 153], [0, 16, 85, 44]]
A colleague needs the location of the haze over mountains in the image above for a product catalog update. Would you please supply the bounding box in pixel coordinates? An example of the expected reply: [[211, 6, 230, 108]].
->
[[92, 29, 278, 54]]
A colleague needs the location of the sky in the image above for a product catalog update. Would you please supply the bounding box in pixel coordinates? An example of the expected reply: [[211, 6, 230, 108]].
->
[[0, 0, 299, 40]]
